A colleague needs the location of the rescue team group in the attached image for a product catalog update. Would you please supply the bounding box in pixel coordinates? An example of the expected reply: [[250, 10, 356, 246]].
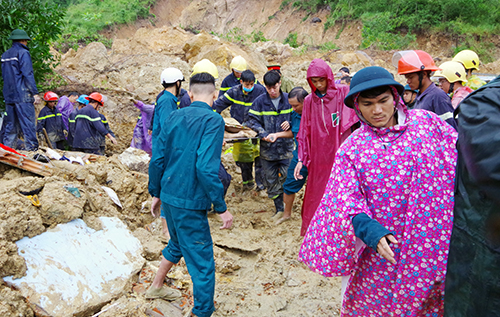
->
[[2, 29, 499, 317]]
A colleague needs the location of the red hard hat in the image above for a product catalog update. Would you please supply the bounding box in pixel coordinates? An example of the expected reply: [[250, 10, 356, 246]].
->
[[43, 91, 59, 101], [86, 92, 104, 105], [395, 50, 441, 75]]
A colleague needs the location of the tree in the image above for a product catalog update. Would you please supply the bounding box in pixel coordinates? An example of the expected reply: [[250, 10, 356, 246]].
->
[[0, 0, 65, 109]]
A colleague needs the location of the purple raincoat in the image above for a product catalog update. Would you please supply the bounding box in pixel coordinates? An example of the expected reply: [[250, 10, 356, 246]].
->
[[297, 59, 358, 236], [298, 96, 458, 316], [56, 95, 74, 131], [131, 101, 154, 156]]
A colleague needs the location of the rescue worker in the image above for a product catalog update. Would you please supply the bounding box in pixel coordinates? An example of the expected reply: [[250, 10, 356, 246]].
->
[[452, 49, 486, 90], [294, 58, 358, 236], [267, 65, 294, 93], [36, 91, 66, 150], [178, 59, 218, 109], [131, 99, 154, 156], [402, 84, 418, 109], [299, 66, 458, 316], [151, 67, 184, 241], [1, 29, 41, 151], [219, 55, 248, 97], [214, 70, 266, 190], [277, 87, 309, 225], [147, 72, 233, 317], [68, 95, 88, 148], [72, 92, 117, 154], [434, 61, 473, 109], [174, 59, 233, 196], [56, 92, 78, 131], [395, 50, 457, 129], [247, 70, 293, 216], [444, 74, 500, 317]]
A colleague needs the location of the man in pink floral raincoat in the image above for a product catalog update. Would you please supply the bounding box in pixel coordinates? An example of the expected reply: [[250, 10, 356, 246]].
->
[[299, 66, 458, 316]]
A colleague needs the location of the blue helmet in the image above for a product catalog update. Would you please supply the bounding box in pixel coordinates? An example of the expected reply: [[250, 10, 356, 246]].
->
[[344, 66, 404, 108], [404, 84, 418, 94], [76, 95, 89, 105]]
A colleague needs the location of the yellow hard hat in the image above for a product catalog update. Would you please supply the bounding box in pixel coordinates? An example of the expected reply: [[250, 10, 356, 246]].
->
[[230, 56, 247, 72], [452, 50, 480, 71], [434, 61, 468, 83], [191, 59, 219, 79]]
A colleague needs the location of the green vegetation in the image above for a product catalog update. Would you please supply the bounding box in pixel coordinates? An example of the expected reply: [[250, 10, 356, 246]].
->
[[280, 0, 500, 60], [0, 0, 66, 108], [46, 0, 156, 51], [284, 32, 299, 48], [210, 28, 269, 44]]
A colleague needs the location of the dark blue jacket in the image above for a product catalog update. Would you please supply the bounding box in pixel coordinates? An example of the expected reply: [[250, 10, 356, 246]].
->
[[151, 91, 177, 144], [148, 101, 227, 212], [247, 91, 294, 161], [1, 42, 38, 103], [218, 73, 262, 98], [414, 83, 457, 130], [97, 113, 115, 147], [213, 84, 266, 124], [178, 92, 192, 109], [72, 105, 108, 150], [68, 109, 78, 147], [36, 106, 65, 144]]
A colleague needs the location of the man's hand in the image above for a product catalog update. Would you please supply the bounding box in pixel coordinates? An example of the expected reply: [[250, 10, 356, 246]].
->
[[148, 129, 152, 136], [281, 121, 290, 131], [151, 197, 161, 217], [263, 133, 278, 143], [108, 134, 118, 145], [129, 97, 137, 104], [63, 130, 68, 138], [377, 234, 398, 264], [218, 210, 233, 229], [34, 95, 41, 105], [294, 161, 304, 180]]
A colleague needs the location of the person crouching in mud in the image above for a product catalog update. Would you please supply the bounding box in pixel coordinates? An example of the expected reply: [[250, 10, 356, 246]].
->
[[298, 66, 458, 316]]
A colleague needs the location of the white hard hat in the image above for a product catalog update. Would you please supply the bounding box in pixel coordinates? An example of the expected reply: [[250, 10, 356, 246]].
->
[[160, 68, 184, 85]]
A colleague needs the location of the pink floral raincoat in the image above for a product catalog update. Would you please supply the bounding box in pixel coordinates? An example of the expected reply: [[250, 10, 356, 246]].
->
[[299, 95, 458, 316]]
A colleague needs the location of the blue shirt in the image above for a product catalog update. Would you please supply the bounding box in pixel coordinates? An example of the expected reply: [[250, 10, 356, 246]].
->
[[151, 90, 178, 145], [36, 106, 65, 143], [414, 84, 457, 130], [148, 101, 227, 212]]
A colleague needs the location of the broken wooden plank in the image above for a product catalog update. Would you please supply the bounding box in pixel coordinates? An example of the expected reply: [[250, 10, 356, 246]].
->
[[0, 147, 54, 177]]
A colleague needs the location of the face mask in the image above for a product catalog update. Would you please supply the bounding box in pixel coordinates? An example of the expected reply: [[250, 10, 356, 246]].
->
[[243, 86, 254, 93]]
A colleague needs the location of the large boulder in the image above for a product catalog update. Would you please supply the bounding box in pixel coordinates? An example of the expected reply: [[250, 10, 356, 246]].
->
[[3, 217, 145, 317]]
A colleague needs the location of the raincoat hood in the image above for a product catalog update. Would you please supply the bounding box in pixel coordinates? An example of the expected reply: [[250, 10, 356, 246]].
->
[[306, 59, 336, 94]]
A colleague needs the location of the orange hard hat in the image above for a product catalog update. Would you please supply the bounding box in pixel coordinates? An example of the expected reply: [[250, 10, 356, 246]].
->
[[43, 91, 59, 101], [86, 92, 104, 105], [394, 50, 441, 75]]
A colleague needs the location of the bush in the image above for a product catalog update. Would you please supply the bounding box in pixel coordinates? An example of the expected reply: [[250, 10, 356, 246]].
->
[[284, 32, 299, 48], [0, 0, 65, 109], [360, 12, 416, 50]]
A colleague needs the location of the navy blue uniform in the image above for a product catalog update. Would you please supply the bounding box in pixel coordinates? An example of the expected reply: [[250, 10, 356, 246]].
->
[[1, 42, 39, 150], [68, 109, 78, 148], [36, 106, 66, 150], [149, 101, 226, 317], [414, 83, 457, 130], [98, 113, 115, 155], [247, 91, 293, 212], [72, 105, 109, 154], [218, 73, 261, 98], [213, 83, 266, 124]]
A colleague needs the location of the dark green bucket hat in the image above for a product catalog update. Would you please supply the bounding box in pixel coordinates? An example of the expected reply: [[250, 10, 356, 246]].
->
[[8, 29, 31, 41]]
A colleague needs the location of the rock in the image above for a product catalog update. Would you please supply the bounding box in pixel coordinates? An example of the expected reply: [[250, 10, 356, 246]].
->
[[132, 228, 164, 261], [273, 296, 287, 312], [0, 240, 26, 279], [38, 181, 86, 225], [3, 217, 145, 317], [118, 147, 151, 174], [0, 285, 34, 317], [312, 17, 322, 23], [75, 42, 109, 72]]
